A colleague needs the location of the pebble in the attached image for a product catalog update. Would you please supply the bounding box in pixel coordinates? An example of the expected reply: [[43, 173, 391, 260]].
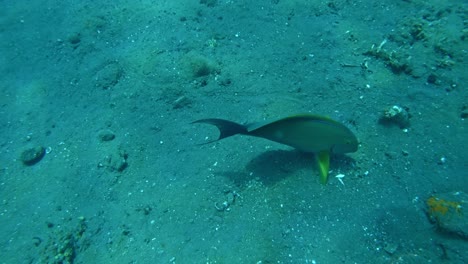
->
[[20, 146, 46, 166], [226, 192, 235, 204], [98, 130, 115, 142], [426, 191, 467, 239], [384, 243, 398, 255]]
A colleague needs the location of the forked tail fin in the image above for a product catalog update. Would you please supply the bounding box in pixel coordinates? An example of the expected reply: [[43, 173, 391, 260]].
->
[[192, 118, 248, 144]]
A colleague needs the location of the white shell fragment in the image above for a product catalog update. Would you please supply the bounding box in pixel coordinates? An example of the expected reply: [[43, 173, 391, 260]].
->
[[335, 174, 345, 186]]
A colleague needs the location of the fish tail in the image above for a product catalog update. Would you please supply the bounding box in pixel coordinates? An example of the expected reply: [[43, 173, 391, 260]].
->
[[192, 118, 248, 143]]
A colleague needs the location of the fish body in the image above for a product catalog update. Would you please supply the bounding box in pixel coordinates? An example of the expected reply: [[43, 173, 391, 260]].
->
[[246, 115, 357, 154], [193, 114, 358, 184]]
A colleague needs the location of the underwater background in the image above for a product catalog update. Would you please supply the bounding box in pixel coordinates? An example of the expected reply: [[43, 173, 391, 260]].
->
[[0, 0, 467, 263]]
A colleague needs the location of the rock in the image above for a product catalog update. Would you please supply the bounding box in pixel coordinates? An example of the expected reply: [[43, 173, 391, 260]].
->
[[426, 191, 468, 239], [98, 129, 115, 142], [94, 62, 123, 90], [460, 105, 468, 119], [172, 96, 191, 109], [39, 217, 87, 263], [384, 243, 398, 255], [108, 152, 128, 172], [182, 52, 219, 78], [427, 73, 438, 84], [67, 33, 81, 46], [214, 191, 238, 212], [99, 148, 128, 172], [226, 192, 235, 204], [20, 146, 46, 166], [380, 105, 410, 128]]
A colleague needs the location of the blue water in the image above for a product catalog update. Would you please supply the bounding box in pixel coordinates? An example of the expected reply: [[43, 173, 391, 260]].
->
[[0, 0, 467, 263]]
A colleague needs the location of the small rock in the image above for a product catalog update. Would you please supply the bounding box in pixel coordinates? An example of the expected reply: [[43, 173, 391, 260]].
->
[[100, 149, 128, 172], [426, 191, 468, 239], [94, 62, 123, 90], [460, 105, 468, 119], [384, 243, 398, 255], [218, 77, 232, 87], [98, 129, 115, 142], [183, 52, 218, 78], [427, 73, 438, 84], [226, 192, 235, 204], [20, 146, 46, 166], [172, 96, 191, 109], [67, 33, 81, 46], [380, 105, 410, 128]]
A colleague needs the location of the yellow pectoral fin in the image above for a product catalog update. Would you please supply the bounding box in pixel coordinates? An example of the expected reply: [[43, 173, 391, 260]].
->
[[316, 151, 330, 184]]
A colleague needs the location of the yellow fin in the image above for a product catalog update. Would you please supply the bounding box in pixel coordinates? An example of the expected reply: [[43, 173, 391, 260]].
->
[[316, 151, 330, 184]]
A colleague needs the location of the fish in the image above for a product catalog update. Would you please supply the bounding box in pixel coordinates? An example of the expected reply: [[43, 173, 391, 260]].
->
[[192, 114, 358, 184]]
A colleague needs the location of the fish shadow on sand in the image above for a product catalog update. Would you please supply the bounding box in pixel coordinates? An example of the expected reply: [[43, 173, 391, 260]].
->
[[222, 149, 356, 187]]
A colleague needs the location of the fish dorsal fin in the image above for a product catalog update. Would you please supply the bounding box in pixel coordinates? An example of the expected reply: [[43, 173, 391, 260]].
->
[[246, 114, 336, 132]]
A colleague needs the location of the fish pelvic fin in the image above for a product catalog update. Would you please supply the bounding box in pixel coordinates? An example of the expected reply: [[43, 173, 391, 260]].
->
[[192, 118, 248, 144], [316, 151, 330, 184]]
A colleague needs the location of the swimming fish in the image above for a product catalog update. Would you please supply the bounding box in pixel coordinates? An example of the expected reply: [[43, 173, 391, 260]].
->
[[192, 114, 358, 184]]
